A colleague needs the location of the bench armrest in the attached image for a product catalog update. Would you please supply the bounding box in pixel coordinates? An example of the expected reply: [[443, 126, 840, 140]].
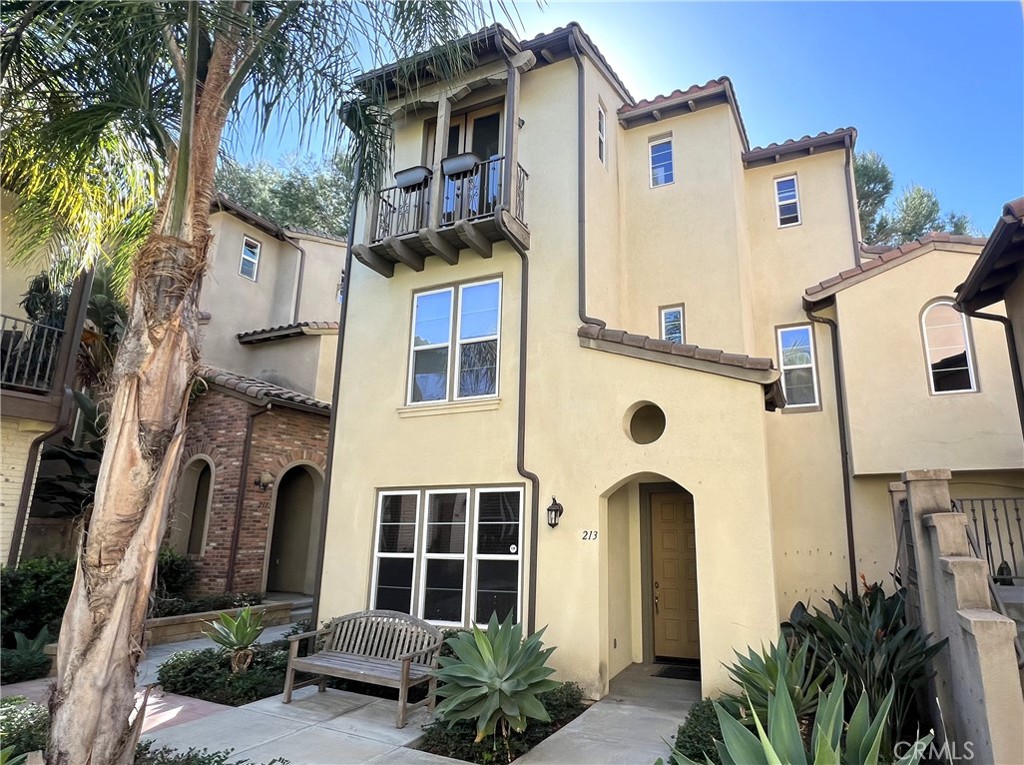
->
[[397, 636, 444, 663], [287, 628, 330, 642]]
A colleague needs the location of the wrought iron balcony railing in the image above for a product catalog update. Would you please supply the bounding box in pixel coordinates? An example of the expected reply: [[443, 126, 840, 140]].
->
[[1, 313, 65, 393]]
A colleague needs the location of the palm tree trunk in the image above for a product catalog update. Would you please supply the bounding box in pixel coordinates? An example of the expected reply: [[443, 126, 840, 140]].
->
[[46, 30, 237, 765]]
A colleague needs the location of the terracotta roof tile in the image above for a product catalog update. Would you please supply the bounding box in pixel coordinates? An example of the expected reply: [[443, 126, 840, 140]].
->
[[200, 366, 330, 412], [745, 127, 856, 156], [617, 78, 729, 115], [237, 321, 339, 342], [805, 233, 988, 301], [577, 325, 774, 372], [1006, 197, 1024, 219]]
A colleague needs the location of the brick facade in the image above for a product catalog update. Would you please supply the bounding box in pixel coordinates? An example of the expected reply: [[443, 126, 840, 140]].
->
[[176, 388, 329, 595]]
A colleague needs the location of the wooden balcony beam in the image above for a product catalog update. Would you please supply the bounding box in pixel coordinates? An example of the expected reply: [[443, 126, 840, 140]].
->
[[418, 228, 459, 265], [455, 221, 492, 259], [384, 236, 425, 272], [353, 244, 395, 278]]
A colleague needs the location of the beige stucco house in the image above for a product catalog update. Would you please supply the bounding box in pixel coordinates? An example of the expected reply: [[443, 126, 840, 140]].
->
[[315, 23, 1023, 699]]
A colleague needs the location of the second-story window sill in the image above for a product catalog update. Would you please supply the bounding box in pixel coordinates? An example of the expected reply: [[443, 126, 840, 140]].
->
[[397, 399, 502, 418]]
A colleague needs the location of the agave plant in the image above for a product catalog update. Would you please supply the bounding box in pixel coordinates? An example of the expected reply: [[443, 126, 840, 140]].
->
[[12, 627, 50, 655], [719, 636, 827, 724], [204, 606, 264, 673], [662, 674, 934, 765], [432, 612, 560, 746]]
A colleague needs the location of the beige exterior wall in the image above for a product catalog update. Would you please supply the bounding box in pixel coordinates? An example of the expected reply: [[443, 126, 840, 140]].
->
[[1, 190, 45, 321], [198, 215, 343, 397], [0, 416, 50, 563], [835, 246, 1022, 475], [1004, 275, 1024, 376]]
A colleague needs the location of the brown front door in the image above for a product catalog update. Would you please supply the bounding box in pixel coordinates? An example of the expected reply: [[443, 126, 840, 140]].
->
[[651, 491, 700, 660]]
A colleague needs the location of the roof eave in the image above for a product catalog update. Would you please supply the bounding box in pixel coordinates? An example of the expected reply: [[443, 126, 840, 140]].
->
[[742, 129, 856, 169], [955, 199, 1024, 312]]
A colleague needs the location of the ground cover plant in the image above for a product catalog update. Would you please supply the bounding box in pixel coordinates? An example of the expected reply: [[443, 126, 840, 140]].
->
[[671, 699, 722, 765], [0, 628, 52, 685], [157, 644, 288, 707]]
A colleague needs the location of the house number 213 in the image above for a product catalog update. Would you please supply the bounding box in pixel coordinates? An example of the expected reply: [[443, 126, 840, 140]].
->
[[581, 530, 598, 540]]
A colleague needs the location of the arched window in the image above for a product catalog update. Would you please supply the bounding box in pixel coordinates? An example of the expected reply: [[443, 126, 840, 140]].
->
[[170, 457, 213, 556], [922, 301, 977, 394]]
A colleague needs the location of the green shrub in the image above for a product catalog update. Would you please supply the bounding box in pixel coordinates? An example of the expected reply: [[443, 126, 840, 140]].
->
[[0, 557, 75, 648], [0, 649, 51, 685], [661, 674, 932, 765], [419, 682, 586, 765], [136, 741, 288, 765], [156, 548, 197, 600], [719, 637, 826, 727], [0, 697, 48, 756], [150, 593, 262, 619], [671, 699, 722, 765], [433, 613, 559, 746], [783, 581, 946, 746], [157, 644, 288, 707]]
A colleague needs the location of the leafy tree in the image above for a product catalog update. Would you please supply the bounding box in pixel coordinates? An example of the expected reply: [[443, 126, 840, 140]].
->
[[1, 2, 499, 762], [215, 154, 355, 236], [854, 151, 974, 247]]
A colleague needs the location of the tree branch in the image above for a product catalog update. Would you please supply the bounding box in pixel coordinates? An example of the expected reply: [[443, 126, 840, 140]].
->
[[151, 1, 186, 85], [220, 1, 301, 110]]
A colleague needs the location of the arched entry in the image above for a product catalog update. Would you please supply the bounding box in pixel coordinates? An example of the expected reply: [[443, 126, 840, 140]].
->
[[265, 464, 323, 595], [601, 473, 701, 682], [170, 457, 214, 556]]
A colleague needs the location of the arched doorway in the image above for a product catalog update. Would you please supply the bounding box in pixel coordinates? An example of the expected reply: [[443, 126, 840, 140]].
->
[[170, 457, 213, 556], [266, 464, 323, 595]]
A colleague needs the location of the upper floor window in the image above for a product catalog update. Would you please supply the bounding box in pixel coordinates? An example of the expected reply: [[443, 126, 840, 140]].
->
[[775, 176, 800, 227], [408, 278, 501, 405], [239, 236, 261, 281], [650, 137, 674, 187], [597, 106, 607, 165], [660, 305, 685, 344], [922, 301, 977, 394], [777, 324, 819, 409]]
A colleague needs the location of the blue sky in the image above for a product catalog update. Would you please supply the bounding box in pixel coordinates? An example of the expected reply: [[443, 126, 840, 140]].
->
[[237, 1, 1023, 232]]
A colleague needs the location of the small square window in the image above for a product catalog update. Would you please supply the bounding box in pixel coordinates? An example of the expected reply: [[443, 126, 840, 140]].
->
[[650, 138, 674, 187], [660, 305, 685, 344], [775, 176, 801, 227], [239, 237, 261, 281]]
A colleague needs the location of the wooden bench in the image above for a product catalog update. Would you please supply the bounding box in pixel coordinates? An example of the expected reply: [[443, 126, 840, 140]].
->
[[283, 609, 444, 728]]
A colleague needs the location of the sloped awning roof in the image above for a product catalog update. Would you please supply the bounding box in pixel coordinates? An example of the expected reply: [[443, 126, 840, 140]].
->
[[237, 321, 339, 344], [577, 324, 785, 411], [200, 366, 330, 414], [956, 198, 1024, 312], [804, 233, 988, 306]]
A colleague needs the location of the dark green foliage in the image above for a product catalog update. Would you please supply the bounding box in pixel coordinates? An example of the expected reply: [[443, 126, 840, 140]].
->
[[0, 557, 75, 648], [150, 592, 262, 619], [157, 644, 288, 707], [671, 699, 722, 765], [0, 649, 51, 685], [0, 697, 48, 756], [155, 548, 197, 600], [0, 697, 286, 763], [719, 637, 827, 726], [782, 582, 947, 745], [419, 682, 586, 765]]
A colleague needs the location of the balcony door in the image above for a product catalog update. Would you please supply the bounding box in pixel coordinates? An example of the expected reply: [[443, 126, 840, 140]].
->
[[427, 106, 503, 222]]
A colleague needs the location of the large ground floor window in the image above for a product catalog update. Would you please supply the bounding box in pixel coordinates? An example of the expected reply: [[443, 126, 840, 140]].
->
[[370, 486, 523, 627]]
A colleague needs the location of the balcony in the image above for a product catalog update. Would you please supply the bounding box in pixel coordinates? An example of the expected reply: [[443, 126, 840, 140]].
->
[[354, 154, 530, 278], [1, 314, 65, 394]]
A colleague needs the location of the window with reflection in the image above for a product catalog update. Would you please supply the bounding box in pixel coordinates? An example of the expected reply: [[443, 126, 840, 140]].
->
[[407, 279, 501, 405], [777, 325, 819, 408], [922, 301, 977, 393]]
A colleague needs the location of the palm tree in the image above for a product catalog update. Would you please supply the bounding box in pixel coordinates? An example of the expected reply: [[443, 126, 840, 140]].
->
[[1, 3, 500, 762]]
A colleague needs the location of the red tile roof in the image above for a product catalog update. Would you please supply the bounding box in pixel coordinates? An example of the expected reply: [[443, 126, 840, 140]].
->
[[200, 366, 330, 413], [237, 321, 339, 343], [617, 78, 730, 115], [805, 232, 988, 302]]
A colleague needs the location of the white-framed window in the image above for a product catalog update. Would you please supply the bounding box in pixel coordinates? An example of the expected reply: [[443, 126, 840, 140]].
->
[[407, 278, 501, 405], [649, 137, 674, 187], [922, 300, 977, 394], [775, 176, 800, 227], [660, 305, 685, 344], [370, 487, 523, 627], [597, 105, 607, 165], [472, 488, 523, 625], [776, 324, 819, 408], [419, 490, 470, 625], [239, 236, 261, 281], [371, 491, 421, 613]]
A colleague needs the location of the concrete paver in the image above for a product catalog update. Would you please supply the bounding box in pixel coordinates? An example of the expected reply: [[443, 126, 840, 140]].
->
[[319, 698, 433, 747], [232, 726, 399, 764], [143, 707, 307, 752]]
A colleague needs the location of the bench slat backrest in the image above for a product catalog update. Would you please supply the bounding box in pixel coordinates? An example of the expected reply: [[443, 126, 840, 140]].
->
[[327, 610, 442, 667]]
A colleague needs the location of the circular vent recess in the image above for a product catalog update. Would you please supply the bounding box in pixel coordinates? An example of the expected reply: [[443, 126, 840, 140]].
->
[[625, 402, 666, 444]]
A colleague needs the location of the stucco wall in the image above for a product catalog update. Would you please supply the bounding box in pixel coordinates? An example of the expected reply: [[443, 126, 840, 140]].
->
[[836, 247, 1023, 474], [0, 416, 50, 563], [1004, 274, 1024, 377]]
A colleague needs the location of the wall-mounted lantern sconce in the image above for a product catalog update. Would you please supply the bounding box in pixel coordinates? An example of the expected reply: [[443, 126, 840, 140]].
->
[[254, 471, 275, 492], [546, 496, 564, 528]]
